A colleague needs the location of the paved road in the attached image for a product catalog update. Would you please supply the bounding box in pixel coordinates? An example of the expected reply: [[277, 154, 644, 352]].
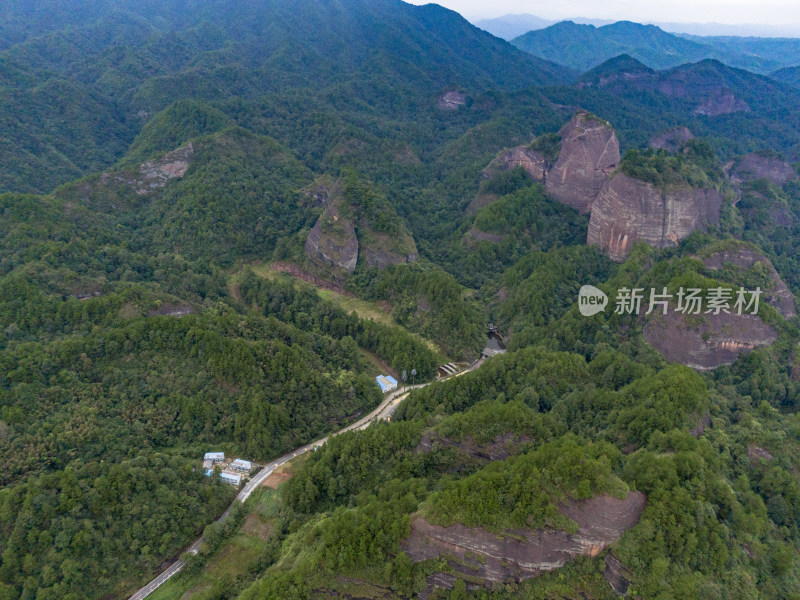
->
[[129, 359, 485, 599]]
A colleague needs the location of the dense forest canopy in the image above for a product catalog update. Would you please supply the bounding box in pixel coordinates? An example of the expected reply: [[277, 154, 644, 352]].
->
[[1, 1, 800, 599]]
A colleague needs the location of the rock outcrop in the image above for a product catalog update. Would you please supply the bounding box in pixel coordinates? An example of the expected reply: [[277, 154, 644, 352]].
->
[[99, 143, 194, 195], [416, 430, 530, 462], [303, 177, 418, 275], [482, 146, 547, 182], [545, 112, 620, 214], [304, 204, 359, 273], [403, 492, 646, 587], [361, 243, 418, 270], [643, 311, 777, 371], [437, 91, 467, 110], [604, 552, 633, 596], [701, 245, 796, 318], [731, 153, 795, 186], [587, 173, 722, 261], [648, 127, 694, 152], [694, 88, 750, 116]]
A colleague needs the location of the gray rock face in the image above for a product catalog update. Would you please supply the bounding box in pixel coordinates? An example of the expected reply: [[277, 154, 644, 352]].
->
[[545, 112, 620, 214], [304, 206, 359, 272], [483, 146, 548, 182], [643, 311, 777, 371], [604, 553, 633, 596], [361, 245, 418, 270], [732, 153, 795, 186], [403, 492, 646, 586], [693, 89, 750, 116], [587, 173, 722, 262], [702, 247, 796, 318], [99, 143, 194, 195], [648, 127, 694, 153], [437, 91, 467, 110]]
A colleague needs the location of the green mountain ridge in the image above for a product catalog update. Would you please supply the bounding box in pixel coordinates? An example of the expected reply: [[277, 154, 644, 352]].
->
[[513, 19, 800, 74]]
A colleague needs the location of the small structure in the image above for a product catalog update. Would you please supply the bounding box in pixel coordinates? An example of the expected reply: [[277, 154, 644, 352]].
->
[[231, 459, 252, 472], [376, 375, 398, 393], [220, 471, 242, 486], [204, 469, 213, 477], [438, 362, 459, 377], [204, 452, 225, 463], [202, 459, 214, 470]]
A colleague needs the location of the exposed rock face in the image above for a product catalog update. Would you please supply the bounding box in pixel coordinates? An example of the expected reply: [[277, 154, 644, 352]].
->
[[437, 91, 467, 110], [701, 246, 797, 318], [148, 304, 194, 317], [304, 205, 359, 273], [416, 430, 530, 462], [648, 127, 694, 153], [604, 553, 633, 596], [689, 413, 712, 438], [403, 492, 646, 587], [361, 244, 418, 270], [587, 173, 722, 262], [732, 153, 795, 186], [99, 143, 194, 195], [545, 112, 620, 214], [303, 176, 418, 275], [643, 311, 777, 371], [483, 146, 547, 182], [694, 89, 750, 116], [465, 226, 505, 244], [747, 444, 775, 465]]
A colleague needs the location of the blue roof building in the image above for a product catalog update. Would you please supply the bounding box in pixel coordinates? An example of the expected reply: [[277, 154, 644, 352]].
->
[[376, 375, 398, 393]]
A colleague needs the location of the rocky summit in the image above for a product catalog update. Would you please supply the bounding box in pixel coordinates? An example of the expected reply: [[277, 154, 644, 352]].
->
[[544, 111, 620, 214]]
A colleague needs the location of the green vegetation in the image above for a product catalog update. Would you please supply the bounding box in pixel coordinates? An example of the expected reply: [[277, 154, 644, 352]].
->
[[618, 141, 725, 189], [1, 2, 800, 599]]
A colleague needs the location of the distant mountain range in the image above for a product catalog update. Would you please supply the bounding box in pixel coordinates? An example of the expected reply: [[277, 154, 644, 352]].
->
[[508, 20, 800, 75], [475, 13, 800, 40]]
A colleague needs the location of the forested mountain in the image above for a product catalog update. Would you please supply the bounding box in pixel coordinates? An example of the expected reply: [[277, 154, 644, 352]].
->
[[0, 0, 571, 194], [1, 1, 800, 599], [512, 20, 800, 74]]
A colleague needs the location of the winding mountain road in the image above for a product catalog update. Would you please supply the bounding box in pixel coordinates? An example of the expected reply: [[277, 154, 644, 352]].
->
[[128, 358, 484, 599]]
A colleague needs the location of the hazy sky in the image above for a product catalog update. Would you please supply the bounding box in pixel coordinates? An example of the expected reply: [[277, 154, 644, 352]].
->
[[405, 0, 800, 25]]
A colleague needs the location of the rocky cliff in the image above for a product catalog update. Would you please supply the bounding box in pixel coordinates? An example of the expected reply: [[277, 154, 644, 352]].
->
[[403, 491, 646, 589], [587, 173, 722, 261], [643, 311, 777, 371], [437, 90, 467, 110], [701, 245, 796, 318], [96, 143, 194, 196], [731, 153, 795, 186], [304, 203, 359, 273], [648, 127, 694, 152], [303, 176, 418, 276], [361, 241, 418, 270], [545, 112, 620, 214], [482, 146, 548, 182]]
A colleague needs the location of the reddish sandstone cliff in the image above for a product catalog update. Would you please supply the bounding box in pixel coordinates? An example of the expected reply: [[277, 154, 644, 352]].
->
[[587, 173, 722, 262], [403, 492, 646, 588], [545, 112, 620, 214]]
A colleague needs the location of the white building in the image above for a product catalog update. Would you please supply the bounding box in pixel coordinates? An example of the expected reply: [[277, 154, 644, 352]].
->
[[231, 459, 252, 472], [204, 451, 225, 462], [220, 471, 242, 486]]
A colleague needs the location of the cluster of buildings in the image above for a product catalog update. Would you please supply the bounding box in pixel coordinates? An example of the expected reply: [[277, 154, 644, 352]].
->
[[203, 452, 253, 486]]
